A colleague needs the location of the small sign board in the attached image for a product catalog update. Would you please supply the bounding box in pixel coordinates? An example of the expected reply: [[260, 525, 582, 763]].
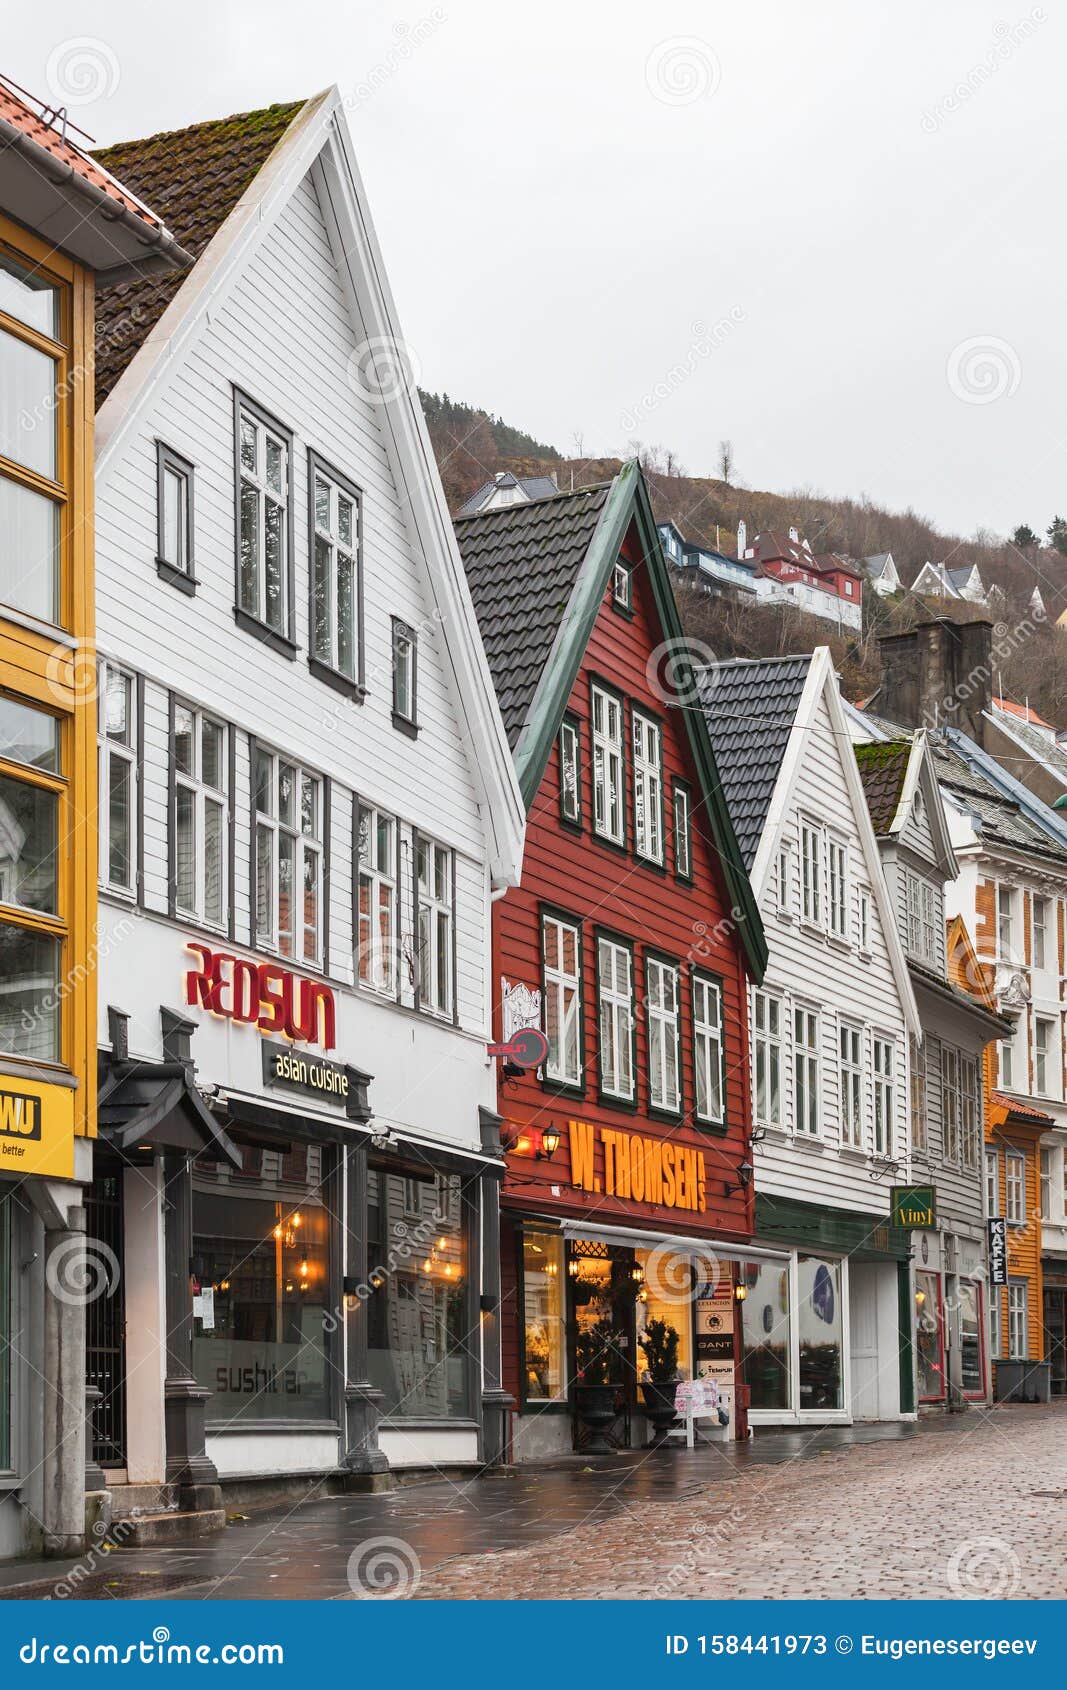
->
[[260, 1041, 368, 1118], [890, 1184, 936, 1229], [988, 1216, 1009, 1286]]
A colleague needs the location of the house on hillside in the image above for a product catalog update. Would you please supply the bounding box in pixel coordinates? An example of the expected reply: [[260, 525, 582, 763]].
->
[[744, 530, 863, 631], [656, 520, 760, 599], [911, 560, 990, 607], [863, 553, 901, 596], [459, 469, 559, 514]]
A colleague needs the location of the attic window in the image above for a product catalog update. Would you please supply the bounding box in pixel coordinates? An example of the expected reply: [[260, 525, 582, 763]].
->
[[612, 559, 633, 614]]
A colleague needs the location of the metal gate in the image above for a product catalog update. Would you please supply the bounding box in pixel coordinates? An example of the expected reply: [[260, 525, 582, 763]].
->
[[84, 1169, 127, 1469]]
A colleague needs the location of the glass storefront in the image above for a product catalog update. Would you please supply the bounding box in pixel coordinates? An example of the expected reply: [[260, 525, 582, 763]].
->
[[959, 1279, 985, 1396], [797, 1254, 843, 1411], [522, 1232, 565, 1401], [914, 1269, 944, 1401], [0, 1192, 9, 1470], [740, 1258, 792, 1410], [192, 1141, 332, 1423], [366, 1167, 471, 1420]]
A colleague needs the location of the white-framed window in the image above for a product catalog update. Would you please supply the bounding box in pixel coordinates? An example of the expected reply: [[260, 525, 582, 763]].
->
[[1007, 1282, 1028, 1359], [827, 836, 847, 939], [416, 837, 453, 1017], [1035, 1017, 1056, 1097], [673, 784, 692, 880], [156, 442, 194, 581], [1033, 895, 1050, 970], [356, 805, 396, 994], [559, 718, 581, 826], [872, 1035, 894, 1156], [591, 684, 625, 846], [909, 1034, 926, 1153], [632, 710, 664, 864], [985, 1147, 1000, 1218], [597, 935, 634, 1100], [752, 989, 783, 1127], [236, 396, 290, 636], [99, 664, 136, 896], [839, 1022, 864, 1149], [777, 844, 791, 917], [310, 460, 360, 684], [173, 703, 228, 928], [646, 956, 681, 1112], [1000, 1036, 1014, 1090], [858, 888, 871, 952], [990, 1288, 1002, 1358], [612, 558, 632, 610], [1005, 1150, 1026, 1224], [800, 821, 822, 925], [997, 884, 1017, 962], [942, 1046, 961, 1163], [906, 873, 939, 965], [542, 912, 582, 1087], [693, 973, 724, 1125], [794, 1006, 820, 1136], [254, 748, 322, 963], [961, 1053, 979, 1168], [391, 620, 418, 731], [1040, 1147, 1052, 1220]]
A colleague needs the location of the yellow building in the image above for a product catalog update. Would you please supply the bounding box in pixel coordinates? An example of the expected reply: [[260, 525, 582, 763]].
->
[[0, 77, 186, 1558]]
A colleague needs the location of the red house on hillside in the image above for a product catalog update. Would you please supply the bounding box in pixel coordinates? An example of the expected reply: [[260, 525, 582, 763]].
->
[[457, 462, 767, 1460], [746, 529, 863, 629]]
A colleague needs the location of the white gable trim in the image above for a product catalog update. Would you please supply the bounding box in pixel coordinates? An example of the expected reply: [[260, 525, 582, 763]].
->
[[95, 87, 524, 886], [889, 730, 959, 878]]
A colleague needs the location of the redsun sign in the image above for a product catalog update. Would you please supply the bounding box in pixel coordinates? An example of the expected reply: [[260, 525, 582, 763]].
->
[[185, 943, 336, 1050]]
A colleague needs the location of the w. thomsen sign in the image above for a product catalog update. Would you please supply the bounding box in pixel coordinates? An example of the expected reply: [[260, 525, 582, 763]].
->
[[184, 944, 336, 1049]]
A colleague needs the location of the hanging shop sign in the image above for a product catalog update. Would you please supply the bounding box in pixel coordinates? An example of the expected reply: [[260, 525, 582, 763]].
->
[[890, 1185, 937, 1229], [185, 943, 336, 1049], [568, 1118, 707, 1213], [696, 1281, 735, 1366], [988, 1216, 1008, 1286], [0, 1077, 75, 1180], [260, 1040, 370, 1118]]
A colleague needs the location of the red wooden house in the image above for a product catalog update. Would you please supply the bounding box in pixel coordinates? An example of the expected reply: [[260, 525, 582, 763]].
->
[[457, 462, 767, 1459]]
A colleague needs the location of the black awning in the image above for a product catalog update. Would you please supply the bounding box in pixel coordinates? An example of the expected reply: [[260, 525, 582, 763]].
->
[[97, 1056, 242, 1169]]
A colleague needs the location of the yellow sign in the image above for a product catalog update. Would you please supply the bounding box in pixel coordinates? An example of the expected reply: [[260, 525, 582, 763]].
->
[[569, 1119, 707, 1212], [0, 1077, 76, 1180]]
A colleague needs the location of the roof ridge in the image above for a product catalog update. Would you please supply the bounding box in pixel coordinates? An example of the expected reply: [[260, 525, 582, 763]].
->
[[93, 97, 308, 162], [453, 482, 612, 523]]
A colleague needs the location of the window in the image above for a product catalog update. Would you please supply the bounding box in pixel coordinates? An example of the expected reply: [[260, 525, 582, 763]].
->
[[942, 1047, 961, 1163], [0, 694, 64, 1063], [752, 991, 783, 1126], [1033, 896, 1050, 970], [985, 1148, 1000, 1218], [872, 1036, 894, 1156], [172, 704, 228, 928], [1007, 1283, 1028, 1359], [839, 1024, 864, 1149], [391, 619, 418, 733], [646, 956, 681, 1113], [591, 684, 625, 846], [858, 889, 871, 951], [827, 837, 847, 939], [597, 935, 634, 1100], [1040, 1148, 1052, 1220], [522, 1232, 566, 1401], [906, 873, 939, 964], [1005, 1151, 1026, 1225], [356, 805, 396, 994], [235, 395, 291, 640], [989, 1288, 1002, 1359], [997, 884, 1017, 962], [909, 1034, 927, 1153], [416, 837, 453, 1017], [693, 973, 724, 1126], [559, 717, 581, 827], [310, 459, 361, 687], [99, 666, 137, 895], [1000, 1036, 1014, 1090], [366, 1168, 470, 1418], [632, 710, 664, 864], [914, 1270, 944, 1401], [673, 783, 692, 881], [0, 248, 64, 626], [542, 912, 582, 1087], [777, 845, 791, 917], [254, 748, 322, 963], [1035, 1017, 1055, 1097], [612, 558, 632, 611], [794, 1007, 820, 1135], [156, 442, 194, 587], [960, 1053, 979, 1168], [800, 822, 821, 925]]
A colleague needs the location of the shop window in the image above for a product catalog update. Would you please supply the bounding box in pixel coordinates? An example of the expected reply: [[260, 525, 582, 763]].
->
[[739, 1258, 792, 1411], [0, 1194, 7, 1467], [522, 1232, 566, 1402], [172, 703, 228, 928], [636, 1247, 693, 1381], [914, 1269, 944, 1400], [1007, 1282, 1028, 1359], [959, 1280, 985, 1396], [254, 747, 323, 964], [797, 1255, 843, 1411], [366, 1169, 470, 1420], [356, 805, 397, 994], [192, 1145, 332, 1423]]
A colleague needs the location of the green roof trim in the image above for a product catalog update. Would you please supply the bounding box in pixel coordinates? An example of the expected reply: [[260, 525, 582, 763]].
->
[[513, 460, 767, 983]]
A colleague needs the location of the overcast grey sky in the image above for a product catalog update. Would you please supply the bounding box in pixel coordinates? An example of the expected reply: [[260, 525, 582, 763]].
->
[[10, 0, 1065, 537]]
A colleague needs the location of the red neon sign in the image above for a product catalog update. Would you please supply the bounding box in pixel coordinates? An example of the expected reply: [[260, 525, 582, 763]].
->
[[185, 943, 336, 1050]]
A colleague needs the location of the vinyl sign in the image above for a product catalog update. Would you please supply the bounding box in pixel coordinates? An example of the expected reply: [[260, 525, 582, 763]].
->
[[988, 1216, 1008, 1286]]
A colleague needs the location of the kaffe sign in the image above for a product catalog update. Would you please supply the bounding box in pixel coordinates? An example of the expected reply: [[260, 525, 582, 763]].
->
[[0, 1077, 75, 1179], [890, 1184, 937, 1229], [988, 1216, 1009, 1286], [568, 1118, 707, 1212]]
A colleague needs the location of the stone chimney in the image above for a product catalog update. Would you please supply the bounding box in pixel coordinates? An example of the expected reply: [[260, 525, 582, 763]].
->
[[877, 616, 993, 745]]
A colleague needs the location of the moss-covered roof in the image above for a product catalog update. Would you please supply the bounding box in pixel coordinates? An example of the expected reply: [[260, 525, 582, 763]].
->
[[93, 100, 306, 406], [854, 739, 911, 835]]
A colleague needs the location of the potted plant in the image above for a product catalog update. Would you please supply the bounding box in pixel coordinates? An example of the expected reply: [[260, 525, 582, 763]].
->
[[638, 1317, 681, 1446], [574, 1319, 626, 1452]]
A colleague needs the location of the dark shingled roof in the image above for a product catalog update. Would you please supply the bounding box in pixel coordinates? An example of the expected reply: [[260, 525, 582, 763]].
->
[[854, 740, 911, 835], [930, 736, 1067, 863], [454, 484, 612, 748], [92, 100, 306, 407], [697, 656, 812, 870]]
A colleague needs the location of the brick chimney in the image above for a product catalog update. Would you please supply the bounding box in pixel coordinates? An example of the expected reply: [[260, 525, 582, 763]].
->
[[877, 616, 993, 745]]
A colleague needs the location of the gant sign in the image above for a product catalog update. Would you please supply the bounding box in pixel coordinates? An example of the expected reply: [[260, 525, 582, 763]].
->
[[185, 943, 336, 1049]]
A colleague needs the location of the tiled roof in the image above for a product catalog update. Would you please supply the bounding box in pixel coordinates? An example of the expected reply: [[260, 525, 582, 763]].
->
[[459, 474, 560, 515], [0, 81, 163, 226], [854, 741, 911, 834], [993, 697, 1053, 729], [92, 99, 306, 405], [991, 1091, 1054, 1127], [697, 656, 812, 869], [750, 531, 813, 567], [987, 708, 1067, 785], [930, 735, 1067, 863], [454, 483, 613, 748]]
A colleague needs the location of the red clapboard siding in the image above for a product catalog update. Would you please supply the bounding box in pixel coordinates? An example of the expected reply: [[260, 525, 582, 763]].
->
[[492, 518, 755, 1243]]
